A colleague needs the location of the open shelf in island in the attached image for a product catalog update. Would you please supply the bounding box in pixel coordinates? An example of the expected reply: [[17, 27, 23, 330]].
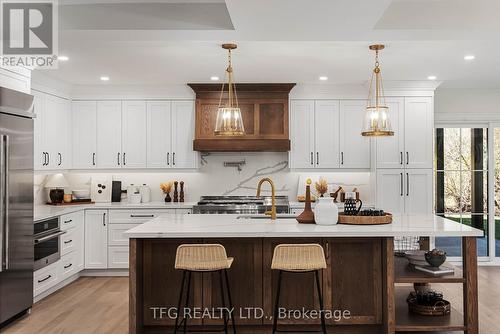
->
[[394, 256, 464, 284], [395, 286, 465, 332]]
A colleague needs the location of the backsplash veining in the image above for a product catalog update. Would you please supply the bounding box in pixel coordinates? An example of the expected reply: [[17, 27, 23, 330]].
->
[[35, 153, 374, 204]]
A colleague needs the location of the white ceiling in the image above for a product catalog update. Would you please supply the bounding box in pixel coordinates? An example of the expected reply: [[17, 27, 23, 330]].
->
[[39, 0, 500, 88]]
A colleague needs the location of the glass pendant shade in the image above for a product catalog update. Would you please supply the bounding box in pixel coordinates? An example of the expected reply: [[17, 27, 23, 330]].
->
[[214, 107, 244, 136], [361, 44, 394, 137], [214, 43, 245, 136]]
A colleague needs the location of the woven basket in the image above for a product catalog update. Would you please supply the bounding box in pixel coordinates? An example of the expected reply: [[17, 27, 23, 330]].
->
[[407, 297, 451, 316]]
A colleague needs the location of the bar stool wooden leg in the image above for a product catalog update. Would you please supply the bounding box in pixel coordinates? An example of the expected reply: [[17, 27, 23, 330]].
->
[[174, 270, 186, 334], [218, 271, 229, 334], [272, 270, 283, 334], [183, 271, 192, 334], [315, 270, 327, 334], [224, 269, 237, 334]]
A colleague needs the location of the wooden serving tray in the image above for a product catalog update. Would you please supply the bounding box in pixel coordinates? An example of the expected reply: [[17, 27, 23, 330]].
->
[[338, 213, 393, 225]]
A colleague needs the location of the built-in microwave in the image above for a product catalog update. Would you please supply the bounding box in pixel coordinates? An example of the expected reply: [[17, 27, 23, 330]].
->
[[33, 217, 66, 271]]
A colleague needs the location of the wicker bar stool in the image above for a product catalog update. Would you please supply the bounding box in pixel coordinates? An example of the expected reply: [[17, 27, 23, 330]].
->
[[271, 244, 328, 334], [174, 244, 236, 334]]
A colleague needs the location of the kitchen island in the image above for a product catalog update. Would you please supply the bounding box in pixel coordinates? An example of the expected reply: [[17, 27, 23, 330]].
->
[[125, 214, 482, 334]]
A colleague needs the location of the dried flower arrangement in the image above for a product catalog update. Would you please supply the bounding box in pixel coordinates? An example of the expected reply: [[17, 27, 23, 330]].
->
[[160, 182, 174, 203], [315, 178, 329, 197]]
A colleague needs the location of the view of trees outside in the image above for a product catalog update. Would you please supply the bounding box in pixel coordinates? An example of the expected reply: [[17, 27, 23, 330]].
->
[[435, 127, 489, 257]]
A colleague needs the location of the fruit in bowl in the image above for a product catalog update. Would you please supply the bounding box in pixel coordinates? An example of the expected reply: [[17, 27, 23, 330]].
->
[[425, 249, 447, 268]]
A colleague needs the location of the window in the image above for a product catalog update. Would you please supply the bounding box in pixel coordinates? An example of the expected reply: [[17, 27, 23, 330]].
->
[[435, 127, 489, 257]]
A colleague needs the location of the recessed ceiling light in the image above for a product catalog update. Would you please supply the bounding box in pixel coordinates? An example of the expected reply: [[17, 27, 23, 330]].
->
[[100, 76, 110, 81], [464, 55, 475, 61], [210, 76, 219, 81], [319, 76, 328, 81], [427, 75, 437, 80], [57, 55, 69, 61]]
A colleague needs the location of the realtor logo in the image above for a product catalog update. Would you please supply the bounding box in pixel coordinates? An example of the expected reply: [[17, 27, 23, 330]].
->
[[0, 0, 58, 68]]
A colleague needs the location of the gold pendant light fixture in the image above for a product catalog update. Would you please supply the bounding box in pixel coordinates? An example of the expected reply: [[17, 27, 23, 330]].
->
[[214, 43, 245, 136], [361, 44, 394, 137]]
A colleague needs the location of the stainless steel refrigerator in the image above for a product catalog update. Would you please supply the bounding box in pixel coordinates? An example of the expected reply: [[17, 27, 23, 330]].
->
[[0, 87, 34, 326]]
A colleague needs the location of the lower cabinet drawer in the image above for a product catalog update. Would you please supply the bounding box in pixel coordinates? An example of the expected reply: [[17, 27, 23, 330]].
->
[[61, 228, 77, 255], [108, 223, 141, 246], [58, 251, 78, 280], [34, 262, 59, 296], [108, 246, 130, 269]]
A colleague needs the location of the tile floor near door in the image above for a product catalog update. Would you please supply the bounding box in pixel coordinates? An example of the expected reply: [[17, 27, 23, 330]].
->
[[2, 268, 500, 334]]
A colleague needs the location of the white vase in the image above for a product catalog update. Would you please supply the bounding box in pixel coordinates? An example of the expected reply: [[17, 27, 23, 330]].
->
[[314, 197, 339, 225]]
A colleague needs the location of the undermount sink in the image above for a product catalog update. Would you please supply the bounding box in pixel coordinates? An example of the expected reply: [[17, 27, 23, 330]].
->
[[236, 214, 297, 220]]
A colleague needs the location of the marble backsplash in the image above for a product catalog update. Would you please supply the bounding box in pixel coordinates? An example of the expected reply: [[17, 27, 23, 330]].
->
[[34, 153, 373, 205]]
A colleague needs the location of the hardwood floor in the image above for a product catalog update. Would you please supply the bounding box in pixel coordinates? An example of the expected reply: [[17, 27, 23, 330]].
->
[[2, 267, 500, 334]]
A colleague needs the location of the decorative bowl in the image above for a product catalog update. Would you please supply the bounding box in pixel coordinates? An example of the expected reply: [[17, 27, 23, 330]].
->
[[425, 249, 447, 268], [72, 189, 90, 199]]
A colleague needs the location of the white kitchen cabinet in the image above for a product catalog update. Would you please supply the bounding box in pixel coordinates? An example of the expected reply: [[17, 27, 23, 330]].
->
[[84, 210, 108, 269], [108, 247, 130, 269], [122, 101, 147, 168], [339, 100, 371, 169], [314, 100, 340, 168], [147, 101, 172, 167], [33, 91, 71, 170], [375, 98, 405, 169], [404, 97, 433, 169], [171, 101, 197, 168], [376, 169, 433, 215], [290, 100, 315, 168], [72, 101, 97, 168], [405, 169, 433, 215], [0, 66, 31, 94], [376, 97, 433, 169], [96, 101, 122, 168]]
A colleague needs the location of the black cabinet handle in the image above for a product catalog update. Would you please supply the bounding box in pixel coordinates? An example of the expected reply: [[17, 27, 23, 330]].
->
[[400, 152, 403, 165], [64, 263, 72, 269], [47, 152, 50, 165], [58, 153, 62, 166], [406, 173, 409, 196], [42, 152, 46, 166], [400, 173, 403, 196], [117, 153, 120, 166], [406, 152, 409, 165], [103, 212, 106, 226], [38, 275, 51, 283], [63, 219, 72, 224], [130, 214, 155, 218], [64, 239, 73, 244], [324, 241, 330, 260], [310, 152, 313, 165], [92, 153, 96, 166], [167, 152, 170, 165], [341, 152, 344, 165], [316, 152, 319, 165], [172, 152, 175, 166], [123, 152, 126, 166]]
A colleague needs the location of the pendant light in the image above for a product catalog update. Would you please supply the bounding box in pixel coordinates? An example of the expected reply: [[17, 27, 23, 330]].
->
[[361, 44, 394, 137], [214, 43, 245, 136]]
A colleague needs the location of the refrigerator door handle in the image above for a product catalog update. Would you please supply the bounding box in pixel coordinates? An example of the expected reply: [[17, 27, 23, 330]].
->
[[0, 135, 9, 271]]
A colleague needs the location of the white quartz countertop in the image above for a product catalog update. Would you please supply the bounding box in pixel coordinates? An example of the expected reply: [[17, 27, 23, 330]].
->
[[123, 214, 484, 238], [34, 202, 196, 221]]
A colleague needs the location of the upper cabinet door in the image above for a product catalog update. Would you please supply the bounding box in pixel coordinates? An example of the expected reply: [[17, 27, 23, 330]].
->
[[147, 101, 172, 168], [171, 101, 197, 168], [72, 101, 97, 169], [290, 100, 315, 168], [33, 91, 45, 170], [122, 101, 147, 168], [314, 100, 340, 168], [375, 98, 405, 169], [405, 169, 433, 215], [376, 169, 405, 215], [44, 94, 70, 169], [404, 97, 433, 169], [96, 101, 122, 168], [339, 101, 371, 169]]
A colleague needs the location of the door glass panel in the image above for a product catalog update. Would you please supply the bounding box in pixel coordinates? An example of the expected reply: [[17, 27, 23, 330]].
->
[[435, 127, 488, 257]]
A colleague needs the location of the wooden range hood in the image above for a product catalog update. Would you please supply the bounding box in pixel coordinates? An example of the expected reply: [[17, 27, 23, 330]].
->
[[188, 83, 295, 152]]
